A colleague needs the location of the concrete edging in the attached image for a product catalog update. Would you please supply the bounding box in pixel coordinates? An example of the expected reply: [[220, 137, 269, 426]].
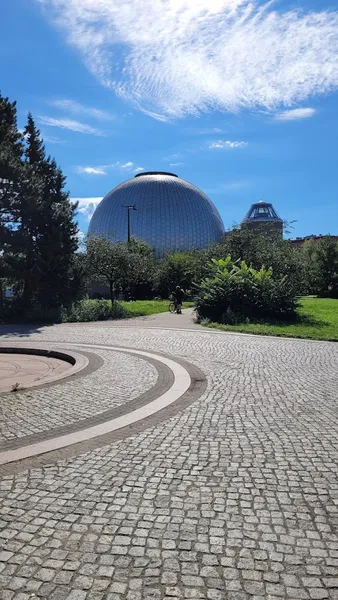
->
[[0, 345, 89, 394]]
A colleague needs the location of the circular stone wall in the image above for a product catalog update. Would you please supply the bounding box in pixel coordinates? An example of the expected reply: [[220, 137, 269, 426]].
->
[[0, 348, 88, 393]]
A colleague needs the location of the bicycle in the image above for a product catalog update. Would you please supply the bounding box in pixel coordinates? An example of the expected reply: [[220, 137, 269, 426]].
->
[[168, 301, 176, 313]]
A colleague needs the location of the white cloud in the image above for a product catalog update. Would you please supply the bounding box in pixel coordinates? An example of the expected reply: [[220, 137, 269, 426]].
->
[[209, 140, 248, 149], [163, 152, 183, 162], [75, 161, 144, 175], [37, 1, 338, 118], [38, 116, 104, 135], [77, 230, 86, 250], [42, 134, 65, 144], [50, 99, 114, 121], [72, 197, 102, 220], [76, 166, 107, 175], [112, 161, 145, 172], [192, 127, 224, 135], [169, 162, 184, 167], [275, 107, 316, 121]]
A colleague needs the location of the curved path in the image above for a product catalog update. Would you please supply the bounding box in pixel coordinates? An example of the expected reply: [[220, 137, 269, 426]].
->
[[1, 309, 338, 600]]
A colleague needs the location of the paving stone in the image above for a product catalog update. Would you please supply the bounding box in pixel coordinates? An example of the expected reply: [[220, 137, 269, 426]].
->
[[65, 592, 87, 600], [1, 313, 338, 600]]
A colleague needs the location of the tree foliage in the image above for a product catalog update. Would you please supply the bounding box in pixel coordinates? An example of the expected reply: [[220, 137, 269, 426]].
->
[[301, 236, 338, 298], [0, 93, 79, 319], [155, 249, 211, 298], [195, 255, 298, 324], [86, 236, 155, 306], [215, 226, 305, 294]]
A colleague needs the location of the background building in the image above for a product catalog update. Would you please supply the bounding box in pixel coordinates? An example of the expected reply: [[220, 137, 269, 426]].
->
[[88, 171, 225, 257], [241, 200, 284, 234]]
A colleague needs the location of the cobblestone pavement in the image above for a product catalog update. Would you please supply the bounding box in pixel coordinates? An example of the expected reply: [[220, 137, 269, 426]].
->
[[0, 350, 157, 443], [1, 311, 338, 599]]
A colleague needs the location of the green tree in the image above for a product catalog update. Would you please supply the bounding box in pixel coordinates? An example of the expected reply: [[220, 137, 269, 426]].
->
[[155, 249, 209, 298], [34, 159, 79, 310], [215, 225, 305, 294], [0, 92, 23, 244], [10, 115, 79, 312], [86, 236, 155, 306], [303, 236, 338, 298], [8, 113, 46, 306], [0, 93, 24, 317], [120, 237, 156, 299]]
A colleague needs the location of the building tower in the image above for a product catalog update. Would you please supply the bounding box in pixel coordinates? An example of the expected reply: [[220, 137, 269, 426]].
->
[[241, 200, 283, 234]]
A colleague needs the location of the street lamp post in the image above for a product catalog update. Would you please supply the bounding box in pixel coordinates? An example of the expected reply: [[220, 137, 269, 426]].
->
[[122, 204, 137, 242]]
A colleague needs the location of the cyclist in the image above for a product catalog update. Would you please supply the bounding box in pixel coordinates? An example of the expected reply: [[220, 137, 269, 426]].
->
[[172, 286, 184, 314]]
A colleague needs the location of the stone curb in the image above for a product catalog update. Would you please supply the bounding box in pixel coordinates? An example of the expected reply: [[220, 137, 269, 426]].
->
[[0, 344, 90, 394]]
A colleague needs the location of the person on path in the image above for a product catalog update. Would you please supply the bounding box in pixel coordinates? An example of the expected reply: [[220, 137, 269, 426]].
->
[[172, 286, 184, 314]]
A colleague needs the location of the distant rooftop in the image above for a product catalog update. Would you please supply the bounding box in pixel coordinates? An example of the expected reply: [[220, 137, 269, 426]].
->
[[242, 200, 283, 224]]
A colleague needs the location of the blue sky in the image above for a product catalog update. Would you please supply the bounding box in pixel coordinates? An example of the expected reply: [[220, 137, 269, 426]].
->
[[1, 0, 338, 239]]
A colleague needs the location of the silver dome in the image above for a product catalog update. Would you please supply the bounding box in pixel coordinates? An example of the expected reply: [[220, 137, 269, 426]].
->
[[88, 172, 225, 257]]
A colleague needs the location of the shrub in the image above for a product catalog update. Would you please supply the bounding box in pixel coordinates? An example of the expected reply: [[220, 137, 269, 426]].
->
[[2, 300, 62, 323], [195, 256, 298, 324], [62, 299, 126, 322]]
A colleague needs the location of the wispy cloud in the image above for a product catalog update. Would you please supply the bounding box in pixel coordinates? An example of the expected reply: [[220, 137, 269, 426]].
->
[[191, 127, 224, 135], [42, 134, 65, 144], [209, 140, 248, 149], [111, 161, 144, 173], [51, 99, 114, 121], [163, 152, 183, 162], [205, 181, 251, 194], [72, 197, 102, 221], [275, 108, 316, 121], [37, 1, 338, 118], [39, 116, 104, 136], [76, 166, 107, 175], [76, 161, 144, 175], [169, 162, 184, 167]]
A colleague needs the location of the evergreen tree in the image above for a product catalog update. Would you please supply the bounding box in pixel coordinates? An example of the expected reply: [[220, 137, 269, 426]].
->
[[9, 113, 46, 305], [0, 93, 24, 314], [0, 92, 23, 241], [21, 116, 79, 310], [36, 160, 79, 309]]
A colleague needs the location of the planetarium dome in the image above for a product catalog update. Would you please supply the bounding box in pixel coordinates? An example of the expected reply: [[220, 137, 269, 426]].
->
[[88, 172, 225, 257]]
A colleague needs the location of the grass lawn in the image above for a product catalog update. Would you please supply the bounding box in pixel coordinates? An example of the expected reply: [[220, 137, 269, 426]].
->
[[204, 297, 338, 341], [120, 299, 194, 317]]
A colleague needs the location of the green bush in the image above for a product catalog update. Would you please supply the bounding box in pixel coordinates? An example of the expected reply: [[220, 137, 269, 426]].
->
[[62, 299, 126, 322], [2, 299, 63, 323], [195, 256, 298, 324]]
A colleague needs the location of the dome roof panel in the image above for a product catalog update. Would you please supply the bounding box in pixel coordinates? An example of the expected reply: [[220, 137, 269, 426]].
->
[[88, 172, 225, 257]]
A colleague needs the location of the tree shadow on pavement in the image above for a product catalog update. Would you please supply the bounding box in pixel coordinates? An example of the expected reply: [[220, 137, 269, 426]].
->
[[0, 322, 50, 338]]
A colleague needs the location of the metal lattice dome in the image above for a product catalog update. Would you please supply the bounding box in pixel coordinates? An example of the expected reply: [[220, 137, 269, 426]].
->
[[88, 172, 225, 257]]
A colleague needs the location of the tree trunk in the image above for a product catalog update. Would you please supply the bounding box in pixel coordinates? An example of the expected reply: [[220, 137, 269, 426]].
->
[[0, 281, 4, 318], [109, 280, 114, 309], [22, 274, 33, 309]]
